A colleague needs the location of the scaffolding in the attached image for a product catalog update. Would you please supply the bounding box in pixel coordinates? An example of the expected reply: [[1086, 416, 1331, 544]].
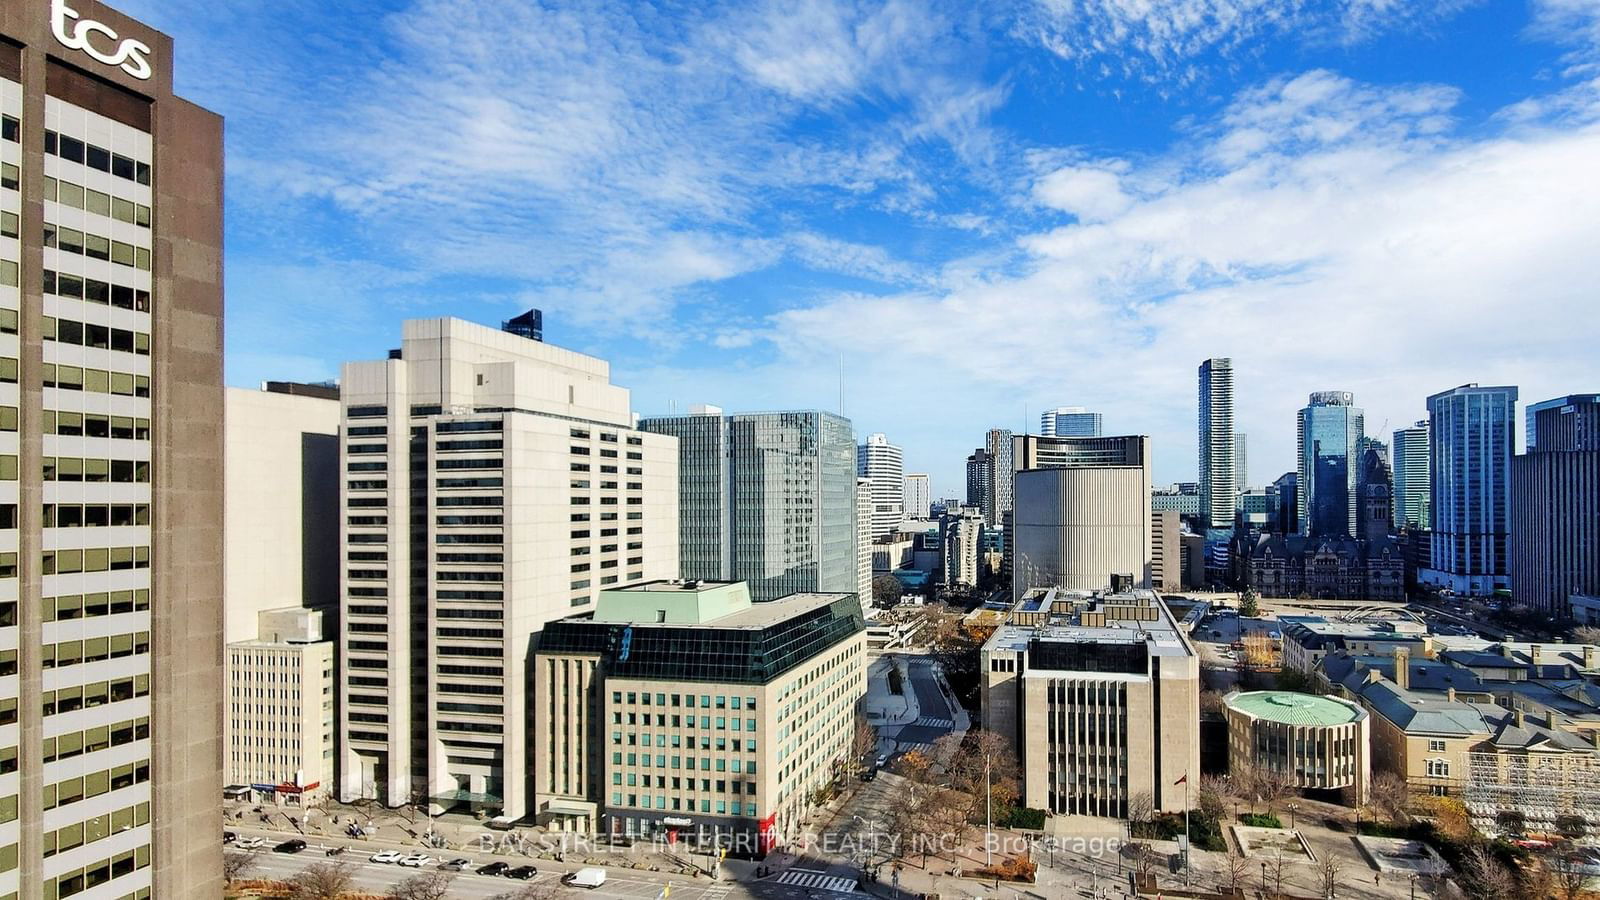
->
[[1464, 751, 1600, 834]]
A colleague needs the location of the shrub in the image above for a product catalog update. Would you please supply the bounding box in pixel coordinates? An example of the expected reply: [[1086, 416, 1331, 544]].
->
[[1240, 813, 1282, 829]]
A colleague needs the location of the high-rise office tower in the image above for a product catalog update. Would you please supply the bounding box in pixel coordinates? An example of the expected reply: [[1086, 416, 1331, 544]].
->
[[965, 449, 993, 512], [338, 318, 680, 819], [857, 432, 904, 539], [0, 8, 224, 896], [1197, 359, 1236, 528], [855, 476, 873, 609], [640, 409, 857, 603], [985, 428, 1014, 526], [1424, 384, 1518, 594], [1512, 394, 1600, 611], [1011, 436, 1152, 598], [1233, 432, 1249, 493], [1269, 473, 1299, 534], [1525, 396, 1576, 452], [1297, 392, 1365, 537], [902, 473, 931, 520], [1392, 421, 1431, 530], [1039, 406, 1103, 438]]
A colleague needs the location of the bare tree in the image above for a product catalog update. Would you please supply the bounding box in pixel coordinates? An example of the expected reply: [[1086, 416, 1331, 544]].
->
[[1369, 772, 1411, 826], [1127, 791, 1156, 838], [933, 730, 1020, 826], [1571, 625, 1600, 646], [851, 716, 878, 772], [1197, 774, 1230, 823], [1222, 850, 1251, 896], [288, 861, 356, 900], [1460, 845, 1520, 900], [387, 870, 456, 900], [1252, 766, 1296, 817], [1550, 852, 1594, 900], [1318, 852, 1342, 899], [1200, 690, 1228, 717], [223, 849, 259, 884], [1264, 849, 1288, 900]]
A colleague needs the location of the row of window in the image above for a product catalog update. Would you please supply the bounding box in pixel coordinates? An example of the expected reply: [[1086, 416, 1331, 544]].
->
[[45, 760, 150, 812], [44, 503, 151, 527], [44, 716, 150, 764], [614, 731, 758, 750], [44, 589, 150, 621], [42, 674, 152, 717], [46, 411, 152, 439], [42, 632, 150, 668], [43, 457, 151, 482], [46, 315, 152, 354], [46, 175, 153, 227], [614, 774, 756, 795], [41, 546, 151, 575], [610, 753, 757, 774], [611, 795, 756, 817], [45, 129, 153, 185], [614, 692, 756, 711], [43, 363, 152, 396], [50, 846, 153, 900], [45, 223, 153, 271], [44, 269, 153, 311]]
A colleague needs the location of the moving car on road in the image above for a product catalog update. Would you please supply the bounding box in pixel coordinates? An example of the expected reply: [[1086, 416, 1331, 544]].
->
[[273, 839, 307, 854], [505, 865, 538, 880], [399, 853, 432, 867], [236, 837, 266, 850], [370, 850, 405, 864], [476, 862, 509, 876], [440, 858, 471, 871], [564, 868, 607, 888]]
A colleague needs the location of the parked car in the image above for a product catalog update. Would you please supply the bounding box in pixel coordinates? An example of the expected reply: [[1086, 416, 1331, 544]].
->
[[236, 837, 266, 850], [476, 862, 510, 876], [440, 858, 470, 872], [874, 753, 889, 768], [371, 850, 405, 864], [399, 853, 432, 868], [505, 865, 538, 880], [859, 769, 877, 782], [222, 832, 237, 845], [273, 839, 307, 854]]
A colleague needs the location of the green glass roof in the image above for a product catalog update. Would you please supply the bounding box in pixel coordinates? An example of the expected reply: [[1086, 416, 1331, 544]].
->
[[1227, 691, 1364, 726]]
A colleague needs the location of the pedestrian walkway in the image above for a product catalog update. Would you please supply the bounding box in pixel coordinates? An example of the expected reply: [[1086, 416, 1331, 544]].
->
[[911, 716, 952, 728], [777, 868, 858, 893]]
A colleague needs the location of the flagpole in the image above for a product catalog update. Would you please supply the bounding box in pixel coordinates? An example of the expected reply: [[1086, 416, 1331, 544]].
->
[[1184, 772, 1191, 887]]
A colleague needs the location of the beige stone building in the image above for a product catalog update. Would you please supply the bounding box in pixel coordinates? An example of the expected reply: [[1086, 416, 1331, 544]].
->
[[337, 317, 680, 818], [226, 608, 333, 806], [532, 581, 866, 853], [981, 584, 1199, 819], [1223, 691, 1369, 802]]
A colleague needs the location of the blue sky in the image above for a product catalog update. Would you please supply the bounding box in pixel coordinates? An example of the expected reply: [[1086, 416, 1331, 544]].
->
[[119, 0, 1600, 496]]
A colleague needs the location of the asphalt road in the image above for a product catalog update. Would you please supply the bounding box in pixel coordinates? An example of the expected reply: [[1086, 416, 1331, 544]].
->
[[892, 658, 956, 747]]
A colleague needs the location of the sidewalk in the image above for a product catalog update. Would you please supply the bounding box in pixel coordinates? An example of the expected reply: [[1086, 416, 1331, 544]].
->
[[862, 656, 921, 729]]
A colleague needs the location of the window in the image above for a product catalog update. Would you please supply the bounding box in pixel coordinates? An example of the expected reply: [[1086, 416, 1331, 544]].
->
[[1428, 739, 1446, 752], [1425, 758, 1450, 778]]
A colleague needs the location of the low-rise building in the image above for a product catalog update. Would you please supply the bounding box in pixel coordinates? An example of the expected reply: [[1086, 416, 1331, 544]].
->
[[226, 608, 334, 806], [531, 581, 866, 852], [982, 582, 1199, 818], [1224, 691, 1369, 802], [1281, 620, 1431, 673]]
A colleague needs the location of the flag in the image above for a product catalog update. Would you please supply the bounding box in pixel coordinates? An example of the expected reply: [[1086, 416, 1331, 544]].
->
[[1174, 773, 1187, 786]]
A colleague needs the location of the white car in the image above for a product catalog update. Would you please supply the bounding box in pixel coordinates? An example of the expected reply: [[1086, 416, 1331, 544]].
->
[[236, 837, 265, 850], [399, 853, 432, 868], [370, 850, 405, 864]]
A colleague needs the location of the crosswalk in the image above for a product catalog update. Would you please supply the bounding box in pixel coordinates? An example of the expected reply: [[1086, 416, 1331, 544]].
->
[[700, 884, 733, 900], [776, 868, 858, 893], [912, 716, 952, 727]]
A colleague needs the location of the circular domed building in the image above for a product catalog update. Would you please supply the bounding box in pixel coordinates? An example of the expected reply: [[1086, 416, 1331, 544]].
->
[[1224, 691, 1369, 803]]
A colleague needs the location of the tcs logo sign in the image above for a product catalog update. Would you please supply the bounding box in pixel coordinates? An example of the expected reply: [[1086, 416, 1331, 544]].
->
[[51, 0, 153, 81]]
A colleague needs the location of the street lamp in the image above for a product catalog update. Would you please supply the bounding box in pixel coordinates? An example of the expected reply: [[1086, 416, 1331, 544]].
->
[[1410, 874, 1418, 900], [1261, 861, 1269, 899], [1287, 802, 1300, 830]]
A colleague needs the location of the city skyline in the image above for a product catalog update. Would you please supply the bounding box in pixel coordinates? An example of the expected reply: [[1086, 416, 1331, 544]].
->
[[105, 0, 1600, 493]]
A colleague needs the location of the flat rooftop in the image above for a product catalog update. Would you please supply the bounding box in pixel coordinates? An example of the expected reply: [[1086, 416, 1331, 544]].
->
[[987, 585, 1194, 660]]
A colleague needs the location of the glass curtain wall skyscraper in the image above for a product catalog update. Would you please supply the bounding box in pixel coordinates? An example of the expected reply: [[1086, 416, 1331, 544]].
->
[[1512, 395, 1600, 611], [1424, 384, 1518, 594], [641, 410, 858, 603], [1392, 421, 1431, 530], [1297, 392, 1365, 537], [1039, 407, 1102, 437], [1197, 359, 1236, 528], [985, 428, 1014, 526]]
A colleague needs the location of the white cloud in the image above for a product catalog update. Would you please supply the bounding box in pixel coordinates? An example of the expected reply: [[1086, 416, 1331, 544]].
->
[[746, 68, 1600, 480]]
